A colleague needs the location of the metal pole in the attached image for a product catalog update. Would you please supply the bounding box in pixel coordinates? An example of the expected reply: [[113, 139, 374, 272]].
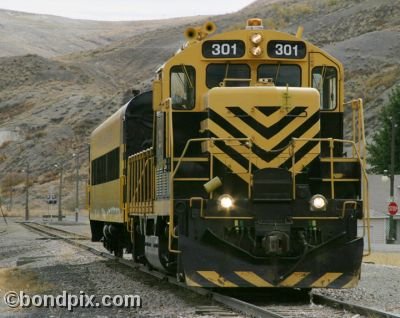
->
[[8, 173, 12, 211], [58, 164, 63, 222], [75, 153, 79, 222], [387, 117, 397, 243], [25, 163, 29, 221]]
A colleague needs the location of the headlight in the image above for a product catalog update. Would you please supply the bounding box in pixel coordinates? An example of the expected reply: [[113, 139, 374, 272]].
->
[[250, 46, 262, 56], [310, 194, 327, 211], [250, 33, 263, 44], [218, 194, 234, 210]]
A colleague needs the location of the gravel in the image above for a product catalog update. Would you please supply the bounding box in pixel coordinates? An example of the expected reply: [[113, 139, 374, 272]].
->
[[314, 263, 400, 315], [0, 221, 243, 317], [2, 219, 399, 317]]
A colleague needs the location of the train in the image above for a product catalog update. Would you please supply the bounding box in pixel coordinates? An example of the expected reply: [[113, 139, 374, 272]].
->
[[88, 18, 370, 289]]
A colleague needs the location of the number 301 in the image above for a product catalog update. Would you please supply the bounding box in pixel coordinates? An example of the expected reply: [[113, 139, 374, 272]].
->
[[275, 43, 298, 57], [211, 43, 237, 56]]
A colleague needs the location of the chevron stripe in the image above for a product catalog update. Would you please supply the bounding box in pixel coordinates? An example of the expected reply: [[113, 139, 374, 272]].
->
[[197, 271, 238, 287], [255, 106, 280, 117], [290, 143, 320, 174], [211, 146, 251, 183], [185, 276, 201, 287], [206, 119, 320, 176], [279, 272, 310, 287], [254, 106, 307, 129], [311, 273, 343, 288], [227, 106, 308, 131], [250, 117, 319, 163], [209, 109, 246, 139], [185, 270, 357, 288], [210, 107, 319, 155], [235, 271, 273, 287]]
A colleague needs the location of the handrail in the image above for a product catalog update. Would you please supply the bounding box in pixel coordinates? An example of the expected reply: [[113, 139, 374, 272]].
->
[[173, 137, 251, 178], [292, 200, 357, 220], [291, 136, 370, 256], [127, 148, 154, 216], [165, 99, 181, 253]]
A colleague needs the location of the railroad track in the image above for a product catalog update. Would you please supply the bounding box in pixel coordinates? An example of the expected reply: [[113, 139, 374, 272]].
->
[[21, 221, 400, 318]]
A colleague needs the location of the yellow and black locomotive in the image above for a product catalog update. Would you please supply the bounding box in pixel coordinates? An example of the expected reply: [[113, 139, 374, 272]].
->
[[89, 19, 370, 288]]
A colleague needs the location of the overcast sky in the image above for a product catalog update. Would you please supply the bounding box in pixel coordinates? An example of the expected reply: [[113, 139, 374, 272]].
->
[[0, 0, 255, 21]]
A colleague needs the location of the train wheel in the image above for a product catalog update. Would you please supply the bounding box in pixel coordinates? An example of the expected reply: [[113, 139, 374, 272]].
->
[[114, 248, 123, 258]]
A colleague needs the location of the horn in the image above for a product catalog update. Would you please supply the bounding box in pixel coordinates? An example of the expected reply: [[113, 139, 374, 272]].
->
[[203, 21, 216, 35], [184, 27, 198, 40]]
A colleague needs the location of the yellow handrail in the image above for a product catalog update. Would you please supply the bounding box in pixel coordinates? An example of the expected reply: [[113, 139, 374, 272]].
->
[[291, 137, 370, 256], [127, 148, 154, 216]]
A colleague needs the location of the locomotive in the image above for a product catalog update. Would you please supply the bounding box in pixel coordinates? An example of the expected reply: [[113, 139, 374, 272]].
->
[[89, 18, 370, 288]]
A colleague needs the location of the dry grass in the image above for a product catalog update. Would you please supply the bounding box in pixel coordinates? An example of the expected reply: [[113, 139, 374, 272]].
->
[[365, 65, 400, 92], [364, 252, 400, 267], [0, 268, 52, 295], [262, 3, 314, 29]]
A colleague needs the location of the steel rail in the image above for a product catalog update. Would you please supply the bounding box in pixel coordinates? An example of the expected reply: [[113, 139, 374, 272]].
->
[[21, 222, 400, 318], [312, 293, 400, 318], [21, 221, 283, 318]]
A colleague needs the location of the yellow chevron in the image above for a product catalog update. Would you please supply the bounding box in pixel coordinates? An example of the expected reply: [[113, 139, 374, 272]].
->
[[185, 275, 201, 287], [253, 107, 292, 127], [235, 271, 273, 287], [342, 271, 360, 288], [258, 121, 320, 169], [289, 143, 321, 175], [207, 122, 320, 180], [207, 119, 319, 168], [211, 145, 250, 184], [206, 116, 320, 182], [279, 272, 310, 287], [214, 106, 319, 150], [311, 273, 343, 287], [197, 271, 238, 287]]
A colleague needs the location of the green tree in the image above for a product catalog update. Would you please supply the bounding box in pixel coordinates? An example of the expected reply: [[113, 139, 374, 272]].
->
[[368, 85, 400, 173]]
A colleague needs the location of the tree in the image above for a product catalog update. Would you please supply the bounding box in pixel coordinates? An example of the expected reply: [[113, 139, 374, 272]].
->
[[368, 85, 400, 173]]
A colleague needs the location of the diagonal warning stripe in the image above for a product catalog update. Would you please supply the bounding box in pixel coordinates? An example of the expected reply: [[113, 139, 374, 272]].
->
[[279, 272, 310, 287], [227, 106, 308, 132], [197, 271, 238, 287], [311, 273, 343, 288], [235, 271, 273, 287], [209, 107, 319, 153]]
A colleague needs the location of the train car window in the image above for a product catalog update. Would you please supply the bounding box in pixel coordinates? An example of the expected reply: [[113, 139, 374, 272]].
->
[[170, 65, 195, 110], [257, 64, 301, 87], [206, 64, 250, 88], [91, 147, 120, 185], [312, 66, 337, 110]]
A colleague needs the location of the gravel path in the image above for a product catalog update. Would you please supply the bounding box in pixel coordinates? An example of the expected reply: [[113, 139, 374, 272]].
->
[[0, 222, 242, 317]]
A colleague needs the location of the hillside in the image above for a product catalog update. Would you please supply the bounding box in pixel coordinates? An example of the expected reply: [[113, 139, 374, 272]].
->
[[0, 9, 205, 57], [0, 0, 399, 210]]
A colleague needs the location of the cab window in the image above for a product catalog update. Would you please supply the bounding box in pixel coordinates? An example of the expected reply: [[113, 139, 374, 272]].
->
[[206, 64, 250, 88], [257, 64, 301, 87], [170, 65, 195, 110], [312, 66, 337, 110]]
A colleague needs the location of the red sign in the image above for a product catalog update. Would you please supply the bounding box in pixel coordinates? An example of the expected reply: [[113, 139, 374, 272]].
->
[[388, 201, 398, 216]]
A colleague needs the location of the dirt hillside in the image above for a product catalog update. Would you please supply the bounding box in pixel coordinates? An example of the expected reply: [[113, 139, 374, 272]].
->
[[0, 0, 399, 210]]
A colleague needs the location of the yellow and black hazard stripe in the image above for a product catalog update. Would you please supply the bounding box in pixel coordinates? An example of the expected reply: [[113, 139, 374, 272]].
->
[[185, 270, 360, 288], [204, 104, 320, 182]]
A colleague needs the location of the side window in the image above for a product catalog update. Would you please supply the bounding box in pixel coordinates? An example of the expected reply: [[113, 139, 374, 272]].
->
[[170, 65, 195, 110], [91, 148, 119, 185], [257, 64, 301, 87], [312, 66, 337, 110], [206, 64, 250, 88]]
